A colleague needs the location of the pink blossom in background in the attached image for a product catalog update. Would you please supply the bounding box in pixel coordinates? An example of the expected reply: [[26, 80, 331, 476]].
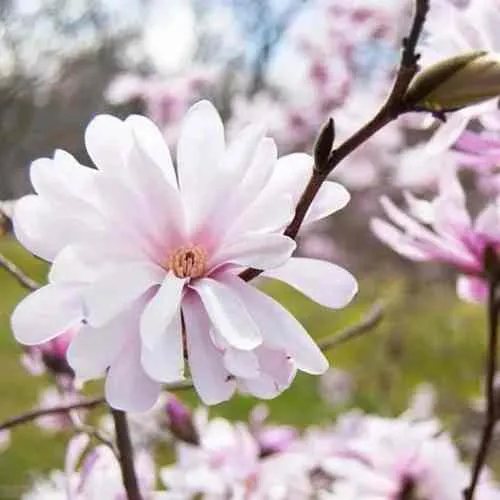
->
[[21, 326, 77, 379], [23, 434, 158, 500], [371, 165, 500, 303], [34, 386, 83, 433], [0, 430, 10, 453], [11, 100, 357, 412], [106, 68, 216, 146]]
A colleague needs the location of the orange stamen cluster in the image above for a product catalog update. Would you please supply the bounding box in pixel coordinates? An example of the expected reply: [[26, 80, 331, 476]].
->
[[168, 246, 207, 279]]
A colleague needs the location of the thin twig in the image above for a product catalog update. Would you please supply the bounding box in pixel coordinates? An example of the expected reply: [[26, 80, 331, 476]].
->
[[464, 279, 500, 500], [240, 0, 430, 283], [111, 409, 142, 500], [0, 396, 104, 432], [0, 379, 194, 432], [318, 302, 384, 351], [0, 252, 40, 290]]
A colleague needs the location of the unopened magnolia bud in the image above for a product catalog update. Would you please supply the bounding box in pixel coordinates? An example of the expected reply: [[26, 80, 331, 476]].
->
[[165, 395, 199, 445], [404, 51, 500, 112], [313, 118, 335, 172]]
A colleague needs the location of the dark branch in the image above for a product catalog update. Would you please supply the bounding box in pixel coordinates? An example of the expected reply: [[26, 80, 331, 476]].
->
[[0, 252, 40, 290], [318, 302, 384, 351]]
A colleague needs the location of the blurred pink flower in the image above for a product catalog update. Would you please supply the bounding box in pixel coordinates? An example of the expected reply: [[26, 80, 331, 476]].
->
[[23, 434, 158, 499], [371, 166, 500, 303], [11, 100, 357, 411], [34, 386, 82, 432]]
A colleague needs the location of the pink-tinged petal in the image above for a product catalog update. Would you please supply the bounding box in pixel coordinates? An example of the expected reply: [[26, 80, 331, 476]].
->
[[177, 100, 225, 232], [85, 114, 131, 172], [229, 194, 294, 237], [432, 195, 471, 240], [222, 275, 327, 374], [263, 152, 312, 204], [403, 191, 434, 225], [11, 284, 84, 346], [424, 113, 469, 155], [14, 195, 92, 262], [475, 202, 500, 239], [304, 182, 350, 224], [65, 433, 90, 484], [141, 312, 184, 383], [125, 114, 177, 187], [140, 273, 185, 348], [370, 219, 430, 261], [210, 234, 296, 271], [67, 308, 134, 380], [183, 292, 236, 404], [192, 278, 262, 350], [31, 150, 98, 208], [438, 161, 466, 204], [49, 245, 97, 284], [239, 347, 296, 399], [224, 348, 260, 378], [105, 334, 161, 412], [264, 257, 357, 310], [456, 275, 488, 304], [84, 262, 165, 327]]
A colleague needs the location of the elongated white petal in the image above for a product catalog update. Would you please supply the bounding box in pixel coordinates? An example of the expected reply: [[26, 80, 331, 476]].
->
[[67, 309, 132, 380], [125, 114, 177, 187], [177, 100, 225, 232], [210, 234, 296, 271], [264, 257, 357, 309], [183, 292, 236, 404], [85, 114, 131, 172], [305, 182, 350, 224], [224, 348, 260, 379], [456, 275, 488, 304], [222, 274, 327, 374], [84, 263, 165, 327], [12, 284, 84, 346], [105, 334, 161, 412], [140, 273, 185, 348], [141, 312, 184, 383], [192, 278, 261, 350]]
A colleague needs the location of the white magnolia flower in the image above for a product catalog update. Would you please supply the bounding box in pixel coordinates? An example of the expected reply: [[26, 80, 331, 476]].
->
[[11, 100, 357, 411]]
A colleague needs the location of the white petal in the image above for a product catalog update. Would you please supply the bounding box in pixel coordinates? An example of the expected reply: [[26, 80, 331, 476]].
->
[[183, 292, 236, 404], [67, 307, 136, 380], [192, 278, 261, 350], [141, 312, 184, 383], [105, 334, 161, 412], [210, 234, 296, 271], [125, 114, 177, 187], [49, 245, 97, 284], [264, 257, 358, 309], [222, 275, 327, 374], [456, 275, 488, 304], [85, 114, 131, 172], [11, 284, 84, 346], [177, 101, 225, 232], [140, 273, 185, 348], [224, 348, 260, 378], [84, 262, 165, 327], [304, 182, 350, 224]]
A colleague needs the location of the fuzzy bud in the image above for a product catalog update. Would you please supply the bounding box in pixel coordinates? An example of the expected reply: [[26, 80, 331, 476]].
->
[[165, 395, 199, 445], [313, 118, 335, 172], [404, 51, 500, 112]]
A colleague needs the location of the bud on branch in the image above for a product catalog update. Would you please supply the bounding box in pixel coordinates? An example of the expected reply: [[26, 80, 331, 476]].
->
[[313, 118, 335, 173], [404, 51, 500, 113]]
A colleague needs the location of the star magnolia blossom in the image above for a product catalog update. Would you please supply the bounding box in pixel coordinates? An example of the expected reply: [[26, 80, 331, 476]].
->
[[371, 166, 500, 304], [11, 100, 357, 411]]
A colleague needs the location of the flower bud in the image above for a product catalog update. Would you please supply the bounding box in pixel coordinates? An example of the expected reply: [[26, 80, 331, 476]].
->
[[404, 51, 500, 112], [165, 395, 199, 445], [313, 118, 335, 172]]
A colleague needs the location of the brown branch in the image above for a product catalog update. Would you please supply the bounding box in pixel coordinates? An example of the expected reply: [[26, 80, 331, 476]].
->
[[464, 278, 500, 500], [0, 252, 40, 290], [318, 302, 384, 351], [0, 379, 194, 433], [240, 0, 430, 283], [0, 396, 104, 432], [111, 409, 142, 500]]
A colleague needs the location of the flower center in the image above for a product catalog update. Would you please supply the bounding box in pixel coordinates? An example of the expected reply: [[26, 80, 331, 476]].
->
[[168, 246, 207, 279]]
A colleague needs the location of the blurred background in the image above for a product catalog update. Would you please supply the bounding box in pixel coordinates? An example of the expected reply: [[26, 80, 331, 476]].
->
[[0, 0, 494, 496]]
